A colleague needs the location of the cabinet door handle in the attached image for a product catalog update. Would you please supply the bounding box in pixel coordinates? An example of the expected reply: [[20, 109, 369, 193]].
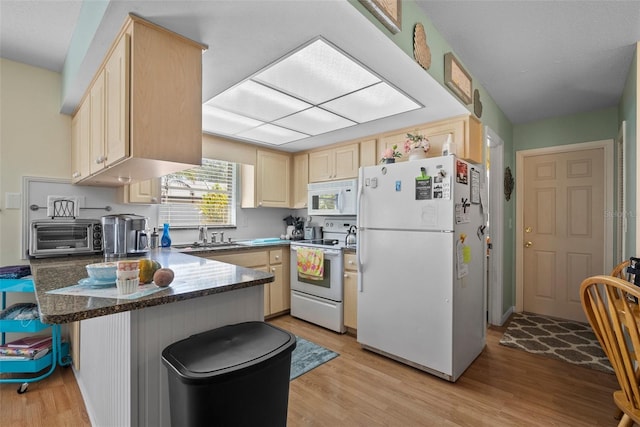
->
[[344, 273, 349, 278], [72, 171, 80, 178], [275, 255, 280, 260], [95, 155, 106, 164], [348, 260, 354, 265], [271, 267, 276, 272]]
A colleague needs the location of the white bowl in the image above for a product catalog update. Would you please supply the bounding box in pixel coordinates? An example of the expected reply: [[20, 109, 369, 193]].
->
[[116, 278, 139, 295]]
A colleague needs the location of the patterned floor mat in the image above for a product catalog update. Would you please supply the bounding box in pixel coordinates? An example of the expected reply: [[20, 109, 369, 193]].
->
[[499, 312, 613, 374]]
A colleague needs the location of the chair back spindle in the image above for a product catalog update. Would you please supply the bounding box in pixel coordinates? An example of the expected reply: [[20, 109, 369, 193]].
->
[[581, 275, 640, 425]]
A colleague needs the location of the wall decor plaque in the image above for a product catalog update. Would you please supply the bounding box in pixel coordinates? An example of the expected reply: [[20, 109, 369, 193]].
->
[[413, 23, 431, 70], [504, 166, 514, 201], [444, 52, 472, 105], [474, 89, 483, 118], [359, 0, 401, 34]]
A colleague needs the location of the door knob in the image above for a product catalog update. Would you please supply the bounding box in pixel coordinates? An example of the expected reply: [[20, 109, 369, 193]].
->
[[525, 241, 533, 248]]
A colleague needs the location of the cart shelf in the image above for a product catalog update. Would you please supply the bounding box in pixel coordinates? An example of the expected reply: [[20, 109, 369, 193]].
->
[[0, 276, 71, 393]]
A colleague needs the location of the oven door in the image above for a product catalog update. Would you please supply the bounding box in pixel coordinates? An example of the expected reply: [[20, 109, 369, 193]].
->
[[290, 246, 343, 302], [30, 221, 93, 257]]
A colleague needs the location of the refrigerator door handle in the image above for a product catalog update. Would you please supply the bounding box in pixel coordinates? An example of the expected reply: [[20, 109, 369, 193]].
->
[[357, 168, 364, 229], [357, 167, 364, 292], [357, 228, 363, 292]]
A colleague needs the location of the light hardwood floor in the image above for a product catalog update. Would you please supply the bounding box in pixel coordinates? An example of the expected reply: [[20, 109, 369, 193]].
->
[[1, 315, 619, 426]]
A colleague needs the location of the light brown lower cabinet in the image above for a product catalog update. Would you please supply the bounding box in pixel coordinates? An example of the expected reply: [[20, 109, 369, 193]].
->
[[200, 247, 289, 318], [343, 252, 358, 331]]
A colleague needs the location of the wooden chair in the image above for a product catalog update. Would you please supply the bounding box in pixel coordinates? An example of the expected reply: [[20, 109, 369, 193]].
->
[[611, 260, 631, 279], [608, 260, 633, 421], [580, 275, 640, 427]]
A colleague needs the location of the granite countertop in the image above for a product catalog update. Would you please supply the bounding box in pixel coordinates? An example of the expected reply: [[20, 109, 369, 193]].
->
[[174, 240, 291, 255], [30, 249, 274, 324]]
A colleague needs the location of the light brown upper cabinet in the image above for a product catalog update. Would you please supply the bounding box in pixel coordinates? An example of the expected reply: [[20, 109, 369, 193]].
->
[[378, 115, 483, 165], [308, 143, 359, 182], [71, 100, 90, 183], [89, 69, 106, 176], [71, 14, 207, 186], [117, 178, 161, 204], [244, 150, 290, 208], [359, 139, 378, 168], [291, 153, 309, 209]]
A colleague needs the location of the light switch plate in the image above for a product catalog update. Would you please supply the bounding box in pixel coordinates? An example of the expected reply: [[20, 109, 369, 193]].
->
[[5, 192, 21, 209]]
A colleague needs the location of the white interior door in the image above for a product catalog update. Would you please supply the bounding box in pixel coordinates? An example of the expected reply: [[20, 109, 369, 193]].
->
[[522, 148, 605, 322]]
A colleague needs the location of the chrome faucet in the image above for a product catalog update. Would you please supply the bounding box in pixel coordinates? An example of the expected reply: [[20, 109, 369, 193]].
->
[[198, 226, 208, 245]]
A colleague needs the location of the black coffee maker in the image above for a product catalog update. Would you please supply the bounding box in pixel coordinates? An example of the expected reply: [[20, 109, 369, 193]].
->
[[283, 215, 305, 240]]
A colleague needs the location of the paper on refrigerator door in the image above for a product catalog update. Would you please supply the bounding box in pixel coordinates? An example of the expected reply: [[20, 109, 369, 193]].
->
[[456, 240, 469, 279]]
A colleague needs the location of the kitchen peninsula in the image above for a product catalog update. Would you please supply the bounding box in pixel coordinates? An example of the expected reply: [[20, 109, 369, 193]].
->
[[30, 249, 273, 427]]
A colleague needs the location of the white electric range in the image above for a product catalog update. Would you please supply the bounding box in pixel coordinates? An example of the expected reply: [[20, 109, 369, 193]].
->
[[289, 217, 356, 333]]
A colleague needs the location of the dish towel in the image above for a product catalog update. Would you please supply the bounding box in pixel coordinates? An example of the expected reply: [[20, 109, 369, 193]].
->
[[297, 248, 324, 280]]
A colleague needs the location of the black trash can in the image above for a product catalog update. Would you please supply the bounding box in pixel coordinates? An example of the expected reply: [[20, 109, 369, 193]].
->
[[162, 321, 297, 427]]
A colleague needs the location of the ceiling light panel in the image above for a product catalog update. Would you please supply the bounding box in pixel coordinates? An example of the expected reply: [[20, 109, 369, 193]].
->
[[237, 124, 309, 145], [202, 105, 264, 135], [205, 80, 311, 122], [321, 82, 421, 123], [253, 39, 381, 104], [273, 107, 356, 135]]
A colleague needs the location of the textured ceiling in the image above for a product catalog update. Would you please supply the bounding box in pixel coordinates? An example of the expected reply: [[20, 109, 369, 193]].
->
[[416, 0, 640, 124]]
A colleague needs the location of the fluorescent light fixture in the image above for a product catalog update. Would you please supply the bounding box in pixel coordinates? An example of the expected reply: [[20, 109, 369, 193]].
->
[[273, 107, 356, 135], [253, 39, 381, 104], [205, 80, 311, 122], [202, 37, 422, 146], [237, 123, 309, 145], [321, 82, 421, 123], [202, 105, 263, 135]]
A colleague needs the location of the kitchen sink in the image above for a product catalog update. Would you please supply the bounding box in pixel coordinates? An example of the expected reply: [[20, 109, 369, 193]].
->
[[172, 242, 241, 250]]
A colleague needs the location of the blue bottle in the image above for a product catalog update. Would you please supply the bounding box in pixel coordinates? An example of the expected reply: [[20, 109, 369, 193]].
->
[[161, 223, 172, 248]]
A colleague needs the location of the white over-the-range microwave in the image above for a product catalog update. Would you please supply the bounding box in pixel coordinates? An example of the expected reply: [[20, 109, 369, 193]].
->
[[307, 178, 358, 216]]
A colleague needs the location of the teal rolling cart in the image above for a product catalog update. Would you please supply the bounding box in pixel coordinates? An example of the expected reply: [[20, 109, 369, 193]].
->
[[0, 277, 71, 393]]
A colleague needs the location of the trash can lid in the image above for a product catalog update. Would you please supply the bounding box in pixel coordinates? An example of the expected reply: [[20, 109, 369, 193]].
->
[[162, 321, 296, 381]]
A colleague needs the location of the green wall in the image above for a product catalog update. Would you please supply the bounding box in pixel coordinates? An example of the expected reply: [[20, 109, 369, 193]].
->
[[619, 45, 638, 259], [514, 107, 619, 151]]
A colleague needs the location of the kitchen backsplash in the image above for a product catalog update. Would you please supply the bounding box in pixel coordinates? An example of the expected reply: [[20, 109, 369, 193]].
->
[[21, 177, 310, 258]]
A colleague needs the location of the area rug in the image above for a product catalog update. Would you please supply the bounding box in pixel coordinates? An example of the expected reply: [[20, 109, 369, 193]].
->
[[499, 312, 613, 374], [290, 336, 338, 380]]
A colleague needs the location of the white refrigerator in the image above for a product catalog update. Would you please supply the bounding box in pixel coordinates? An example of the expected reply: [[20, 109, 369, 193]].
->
[[357, 155, 486, 382]]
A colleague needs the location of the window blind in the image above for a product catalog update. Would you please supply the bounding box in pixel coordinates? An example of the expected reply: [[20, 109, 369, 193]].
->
[[159, 159, 236, 227]]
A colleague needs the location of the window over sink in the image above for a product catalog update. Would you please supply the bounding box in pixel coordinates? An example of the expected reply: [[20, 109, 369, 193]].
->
[[159, 158, 236, 228]]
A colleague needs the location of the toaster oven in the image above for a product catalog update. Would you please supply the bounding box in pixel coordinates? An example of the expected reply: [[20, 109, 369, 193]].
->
[[29, 219, 103, 258]]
